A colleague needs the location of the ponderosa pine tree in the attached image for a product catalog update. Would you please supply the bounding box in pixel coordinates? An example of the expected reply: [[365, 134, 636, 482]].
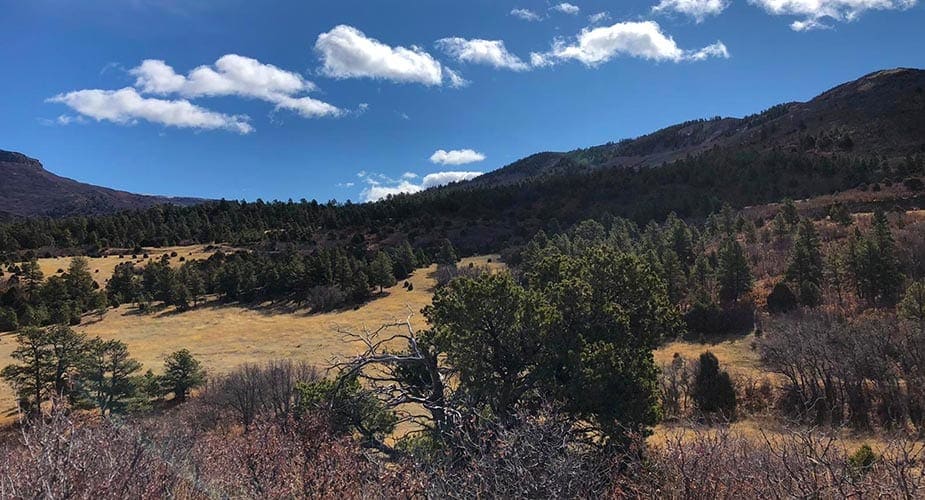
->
[[19, 259, 43, 296], [851, 212, 904, 306], [786, 219, 824, 306], [160, 349, 205, 402], [79, 338, 142, 414], [717, 236, 752, 303], [436, 239, 458, 266], [64, 256, 96, 311], [0, 325, 86, 412], [368, 252, 396, 294], [1, 327, 53, 414]]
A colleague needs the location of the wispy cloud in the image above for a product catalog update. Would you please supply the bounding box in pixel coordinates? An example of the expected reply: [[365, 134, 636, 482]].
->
[[749, 0, 917, 30], [551, 2, 580, 15], [588, 11, 612, 24], [358, 170, 483, 201], [511, 8, 544, 21], [436, 38, 529, 71], [653, 0, 730, 22]]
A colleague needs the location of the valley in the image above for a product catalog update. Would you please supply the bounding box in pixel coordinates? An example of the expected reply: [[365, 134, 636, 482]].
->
[[3, 67, 925, 497]]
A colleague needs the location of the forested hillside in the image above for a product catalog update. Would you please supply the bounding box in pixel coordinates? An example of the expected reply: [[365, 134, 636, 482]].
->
[[475, 67, 925, 185], [1, 149, 921, 258]]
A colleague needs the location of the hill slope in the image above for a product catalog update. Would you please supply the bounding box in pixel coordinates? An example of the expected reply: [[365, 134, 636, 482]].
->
[[0, 150, 204, 217], [475, 68, 925, 186]]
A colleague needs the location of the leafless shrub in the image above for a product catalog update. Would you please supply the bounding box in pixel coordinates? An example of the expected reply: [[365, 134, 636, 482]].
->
[[190, 415, 420, 499], [660, 353, 693, 421], [615, 426, 925, 499], [422, 405, 617, 499], [434, 263, 492, 288], [761, 312, 925, 431], [736, 375, 775, 417], [0, 411, 185, 499], [896, 220, 925, 280], [202, 360, 319, 430]]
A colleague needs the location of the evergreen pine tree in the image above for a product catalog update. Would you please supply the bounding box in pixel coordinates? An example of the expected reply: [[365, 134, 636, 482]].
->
[[436, 239, 459, 265], [160, 349, 205, 402], [785, 219, 824, 306], [368, 252, 397, 294], [717, 237, 752, 303]]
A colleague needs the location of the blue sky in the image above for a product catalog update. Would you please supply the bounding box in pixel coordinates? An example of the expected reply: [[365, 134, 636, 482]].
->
[[1, 0, 923, 203]]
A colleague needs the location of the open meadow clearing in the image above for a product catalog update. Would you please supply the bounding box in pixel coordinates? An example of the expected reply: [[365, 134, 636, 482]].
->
[[0, 255, 501, 422], [29, 244, 233, 286]]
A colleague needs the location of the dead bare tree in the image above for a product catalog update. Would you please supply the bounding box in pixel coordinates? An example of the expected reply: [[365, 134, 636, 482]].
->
[[332, 312, 460, 443]]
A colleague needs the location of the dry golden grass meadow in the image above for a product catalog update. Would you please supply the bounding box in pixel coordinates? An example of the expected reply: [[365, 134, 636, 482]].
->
[[34, 245, 234, 287], [0, 252, 501, 422]]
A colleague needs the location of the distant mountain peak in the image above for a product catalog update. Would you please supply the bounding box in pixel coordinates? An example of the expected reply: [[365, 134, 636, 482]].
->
[[0, 149, 206, 218]]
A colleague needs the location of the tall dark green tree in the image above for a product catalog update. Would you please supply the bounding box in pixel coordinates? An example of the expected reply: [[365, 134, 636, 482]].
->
[[436, 239, 459, 265], [393, 240, 418, 280], [716, 237, 753, 303], [368, 252, 396, 294], [78, 338, 142, 414], [851, 212, 904, 306], [160, 349, 205, 402], [785, 219, 824, 306], [692, 351, 737, 418]]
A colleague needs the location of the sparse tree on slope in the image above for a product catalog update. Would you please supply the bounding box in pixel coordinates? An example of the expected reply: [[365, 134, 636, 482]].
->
[[78, 338, 142, 414], [160, 349, 205, 402], [368, 252, 396, 294]]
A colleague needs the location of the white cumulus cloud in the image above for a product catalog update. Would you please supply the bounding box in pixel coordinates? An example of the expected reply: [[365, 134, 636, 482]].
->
[[315, 25, 461, 86], [421, 171, 482, 188], [436, 38, 529, 71], [530, 21, 729, 67], [653, 0, 730, 22], [511, 8, 543, 21], [361, 180, 424, 202], [47, 87, 253, 134], [430, 149, 487, 165], [358, 170, 483, 202], [551, 2, 581, 14], [749, 0, 917, 30], [130, 55, 342, 118]]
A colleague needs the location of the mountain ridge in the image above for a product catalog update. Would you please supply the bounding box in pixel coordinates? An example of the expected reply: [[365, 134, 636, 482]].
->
[[470, 67, 925, 187], [0, 150, 206, 218]]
